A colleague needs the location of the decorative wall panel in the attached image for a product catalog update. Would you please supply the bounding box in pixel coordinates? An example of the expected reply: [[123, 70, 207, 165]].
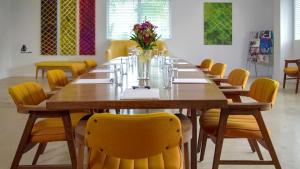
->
[[79, 0, 95, 55], [204, 3, 232, 45], [41, 0, 57, 55], [60, 0, 77, 55]]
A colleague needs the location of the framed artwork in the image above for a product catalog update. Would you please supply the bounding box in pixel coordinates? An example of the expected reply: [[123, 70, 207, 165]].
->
[[80, 0, 95, 55], [60, 0, 77, 55], [204, 2, 232, 45], [41, 0, 57, 55]]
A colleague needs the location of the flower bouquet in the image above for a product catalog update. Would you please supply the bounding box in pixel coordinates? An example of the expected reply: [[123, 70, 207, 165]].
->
[[130, 20, 160, 80]]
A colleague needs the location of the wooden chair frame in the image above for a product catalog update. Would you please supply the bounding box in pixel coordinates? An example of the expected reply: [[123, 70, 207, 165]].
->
[[10, 103, 77, 169], [198, 90, 281, 169], [283, 59, 300, 93]]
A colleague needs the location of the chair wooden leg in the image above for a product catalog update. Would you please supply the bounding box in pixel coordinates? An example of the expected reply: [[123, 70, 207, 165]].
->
[[197, 128, 203, 153], [184, 142, 190, 169], [199, 133, 208, 162], [250, 139, 264, 160], [296, 77, 299, 93], [212, 109, 228, 169], [42, 69, 45, 79], [283, 74, 287, 89], [247, 139, 256, 152], [35, 68, 39, 79], [77, 143, 84, 169], [32, 143, 47, 165], [254, 112, 281, 169], [62, 112, 77, 169], [11, 114, 37, 169]]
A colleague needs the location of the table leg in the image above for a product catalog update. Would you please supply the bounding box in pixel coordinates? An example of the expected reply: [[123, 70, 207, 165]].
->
[[62, 111, 77, 169], [190, 109, 197, 169]]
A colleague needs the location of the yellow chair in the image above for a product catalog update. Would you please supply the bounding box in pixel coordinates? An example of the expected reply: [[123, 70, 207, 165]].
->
[[85, 113, 183, 169], [8, 82, 89, 168], [198, 78, 281, 169], [206, 63, 227, 78], [105, 40, 168, 61], [196, 59, 214, 71], [84, 59, 98, 69], [283, 59, 300, 93], [47, 69, 69, 91], [71, 63, 86, 79], [212, 68, 249, 90]]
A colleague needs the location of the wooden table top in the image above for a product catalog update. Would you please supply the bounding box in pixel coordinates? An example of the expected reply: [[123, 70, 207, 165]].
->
[[46, 58, 227, 110]]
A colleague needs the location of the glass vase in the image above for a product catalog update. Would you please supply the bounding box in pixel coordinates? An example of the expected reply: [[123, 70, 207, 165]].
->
[[137, 49, 152, 80]]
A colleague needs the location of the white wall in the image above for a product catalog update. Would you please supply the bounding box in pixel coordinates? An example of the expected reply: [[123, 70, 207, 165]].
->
[[0, 0, 11, 79], [9, 0, 107, 76], [169, 0, 274, 77], [273, 0, 293, 81], [8, 0, 274, 77]]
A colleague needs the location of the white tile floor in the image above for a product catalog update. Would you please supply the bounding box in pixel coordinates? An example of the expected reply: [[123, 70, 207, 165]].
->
[[0, 76, 299, 169]]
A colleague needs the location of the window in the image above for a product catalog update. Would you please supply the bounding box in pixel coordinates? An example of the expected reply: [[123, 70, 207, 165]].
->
[[107, 0, 171, 39], [295, 0, 300, 40]]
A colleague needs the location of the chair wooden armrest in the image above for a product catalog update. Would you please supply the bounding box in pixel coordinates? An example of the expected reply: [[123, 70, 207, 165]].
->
[[211, 78, 228, 83], [202, 70, 209, 74], [227, 102, 272, 112], [17, 102, 47, 114], [219, 85, 242, 89], [220, 89, 249, 96], [207, 74, 220, 78], [284, 58, 300, 67], [17, 102, 64, 116], [46, 91, 58, 99]]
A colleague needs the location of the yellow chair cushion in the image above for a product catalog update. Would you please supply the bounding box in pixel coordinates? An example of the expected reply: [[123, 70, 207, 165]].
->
[[200, 109, 262, 139], [31, 112, 88, 143], [284, 67, 298, 75], [88, 147, 182, 169]]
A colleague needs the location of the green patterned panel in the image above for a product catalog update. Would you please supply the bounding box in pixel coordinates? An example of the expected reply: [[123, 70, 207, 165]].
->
[[60, 0, 77, 55], [204, 3, 232, 45]]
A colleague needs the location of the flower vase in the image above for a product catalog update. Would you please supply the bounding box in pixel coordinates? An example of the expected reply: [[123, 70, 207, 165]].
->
[[137, 50, 152, 80]]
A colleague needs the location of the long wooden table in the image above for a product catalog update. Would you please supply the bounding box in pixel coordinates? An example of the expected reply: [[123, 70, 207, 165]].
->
[[46, 58, 228, 169]]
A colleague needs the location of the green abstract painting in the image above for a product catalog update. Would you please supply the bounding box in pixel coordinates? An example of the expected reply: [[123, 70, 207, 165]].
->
[[204, 3, 232, 45]]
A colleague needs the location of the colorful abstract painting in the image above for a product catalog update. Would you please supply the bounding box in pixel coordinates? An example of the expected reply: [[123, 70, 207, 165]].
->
[[41, 0, 57, 55], [60, 0, 77, 55], [79, 0, 95, 55], [204, 3, 232, 45]]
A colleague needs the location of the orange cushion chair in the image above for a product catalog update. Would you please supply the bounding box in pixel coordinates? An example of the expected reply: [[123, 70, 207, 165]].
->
[[283, 59, 300, 93], [85, 113, 183, 169], [198, 78, 281, 169], [212, 68, 249, 90], [206, 63, 227, 78], [197, 58, 214, 71], [47, 69, 69, 91], [8, 82, 89, 168]]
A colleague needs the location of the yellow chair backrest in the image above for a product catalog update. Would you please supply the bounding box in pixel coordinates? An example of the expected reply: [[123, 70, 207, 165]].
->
[[47, 69, 69, 91], [71, 63, 86, 78], [8, 82, 46, 107], [85, 59, 97, 69], [86, 113, 182, 169], [199, 59, 214, 70], [106, 40, 138, 60], [210, 63, 227, 78], [227, 68, 250, 89], [249, 78, 279, 106]]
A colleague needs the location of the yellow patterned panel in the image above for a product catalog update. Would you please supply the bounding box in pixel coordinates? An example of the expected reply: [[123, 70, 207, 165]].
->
[[60, 0, 77, 55]]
